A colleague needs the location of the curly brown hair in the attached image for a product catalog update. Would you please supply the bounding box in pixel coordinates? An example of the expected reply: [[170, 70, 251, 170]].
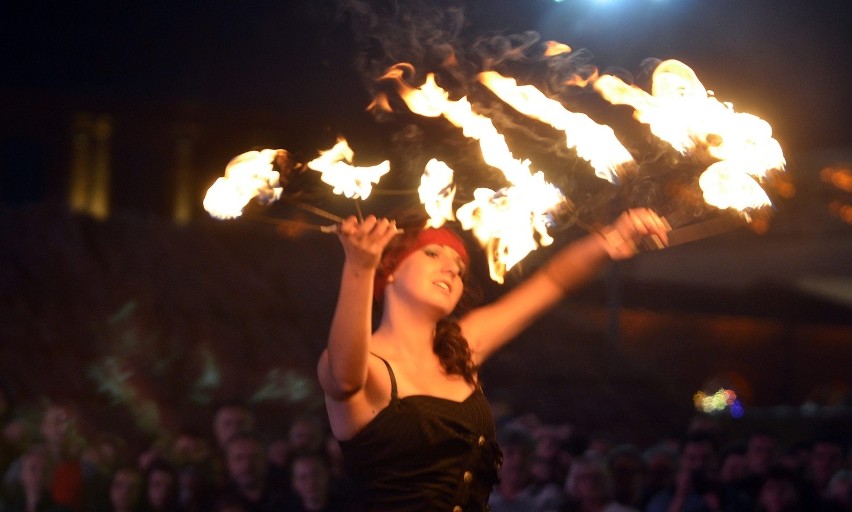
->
[[376, 212, 482, 384]]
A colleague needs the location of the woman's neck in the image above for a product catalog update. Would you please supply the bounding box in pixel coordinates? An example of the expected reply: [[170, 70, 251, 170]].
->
[[375, 302, 439, 360]]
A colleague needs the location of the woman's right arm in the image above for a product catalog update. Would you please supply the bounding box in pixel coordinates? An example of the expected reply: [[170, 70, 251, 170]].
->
[[318, 215, 399, 401]]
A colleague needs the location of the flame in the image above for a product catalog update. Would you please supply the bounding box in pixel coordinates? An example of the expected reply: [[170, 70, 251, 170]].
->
[[698, 161, 771, 211], [367, 91, 392, 114], [543, 41, 572, 57], [306, 137, 390, 200], [479, 70, 633, 183], [593, 59, 785, 211], [418, 159, 457, 228], [382, 65, 567, 282], [456, 174, 563, 283], [563, 68, 599, 88], [203, 149, 283, 219]]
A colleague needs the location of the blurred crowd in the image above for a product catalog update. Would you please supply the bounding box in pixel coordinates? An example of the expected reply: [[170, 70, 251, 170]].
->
[[1, 388, 849, 512]]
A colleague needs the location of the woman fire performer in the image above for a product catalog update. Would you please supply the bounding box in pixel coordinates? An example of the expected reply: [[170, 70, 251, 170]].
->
[[318, 208, 669, 511]]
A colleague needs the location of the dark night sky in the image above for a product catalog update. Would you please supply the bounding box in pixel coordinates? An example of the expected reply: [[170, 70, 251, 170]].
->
[[2, 0, 851, 155]]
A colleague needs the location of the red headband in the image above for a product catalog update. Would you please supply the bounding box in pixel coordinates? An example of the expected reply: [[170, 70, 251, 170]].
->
[[374, 227, 469, 303]]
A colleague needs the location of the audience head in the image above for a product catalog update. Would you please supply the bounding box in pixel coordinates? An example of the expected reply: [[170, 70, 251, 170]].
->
[[679, 429, 718, 475], [643, 442, 679, 493], [171, 426, 210, 467], [746, 429, 779, 477], [143, 460, 179, 512], [496, 423, 536, 488], [290, 450, 332, 511], [826, 469, 852, 510], [806, 431, 847, 492], [223, 431, 267, 495], [19, 444, 49, 498], [39, 400, 83, 458], [564, 455, 612, 507], [756, 466, 804, 512], [109, 466, 143, 512], [212, 400, 255, 452], [606, 443, 646, 507], [288, 415, 324, 453], [719, 441, 748, 483]]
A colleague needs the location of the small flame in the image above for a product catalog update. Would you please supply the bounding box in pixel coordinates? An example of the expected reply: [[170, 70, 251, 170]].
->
[[203, 149, 283, 219], [564, 68, 599, 88], [382, 65, 567, 282], [418, 159, 457, 228], [543, 41, 572, 57], [593, 59, 785, 211], [479, 70, 633, 183], [306, 137, 390, 200]]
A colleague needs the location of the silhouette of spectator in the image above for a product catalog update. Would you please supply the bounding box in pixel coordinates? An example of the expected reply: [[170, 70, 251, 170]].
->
[[733, 429, 780, 506], [264, 435, 290, 492], [605, 444, 646, 510], [288, 416, 324, 454], [3, 401, 98, 512], [716, 442, 752, 512], [645, 430, 722, 512], [209, 401, 255, 490], [640, 443, 678, 509], [171, 428, 210, 470], [755, 466, 806, 512], [175, 463, 214, 512], [0, 382, 20, 480], [141, 460, 180, 512], [213, 432, 289, 512], [805, 432, 847, 503], [561, 455, 637, 512], [211, 404, 254, 456], [1, 444, 72, 512], [488, 423, 565, 512], [824, 469, 852, 512], [287, 451, 346, 512], [532, 425, 569, 486], [108, 467, 143, 512]]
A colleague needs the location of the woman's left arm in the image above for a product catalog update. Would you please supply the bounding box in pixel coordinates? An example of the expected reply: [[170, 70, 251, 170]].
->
[[461, 208, 669, 364]]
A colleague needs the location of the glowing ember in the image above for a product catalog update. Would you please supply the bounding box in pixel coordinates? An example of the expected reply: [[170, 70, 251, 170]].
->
[[418, 158, 457, 228], [594, 59, 785, 211], [203, 149, 284, 219], [306, 137, 390, 199], [479, 70, 633, 183], [382, 65, 567, 282]]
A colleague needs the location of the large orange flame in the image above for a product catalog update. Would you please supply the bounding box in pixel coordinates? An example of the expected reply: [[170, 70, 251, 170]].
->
[[382, 64, 566, 282], [594, 59, 785, 211]]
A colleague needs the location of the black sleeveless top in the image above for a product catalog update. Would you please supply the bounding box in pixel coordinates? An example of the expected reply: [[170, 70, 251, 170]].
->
[[339, 355, 502, 511]]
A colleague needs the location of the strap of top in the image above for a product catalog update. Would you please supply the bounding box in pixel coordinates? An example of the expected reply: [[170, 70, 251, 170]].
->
[[370, 352, 398, 401]]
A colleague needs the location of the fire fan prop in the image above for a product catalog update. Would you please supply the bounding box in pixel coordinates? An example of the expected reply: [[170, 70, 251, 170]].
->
[[204, 43, 785, 284]]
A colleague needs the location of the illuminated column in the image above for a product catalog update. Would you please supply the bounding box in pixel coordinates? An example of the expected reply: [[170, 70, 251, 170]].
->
[[88, 115, 112, 219], [172, 124, 200, 224], [68, 113, 93, 213], [68, 112, 113, 219]]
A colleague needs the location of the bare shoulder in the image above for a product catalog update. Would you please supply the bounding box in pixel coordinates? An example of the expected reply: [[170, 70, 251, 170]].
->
[[320, 353, 394, 441]]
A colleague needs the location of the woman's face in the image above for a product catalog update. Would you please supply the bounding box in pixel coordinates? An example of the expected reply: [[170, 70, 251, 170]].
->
[[391, 243, 466, 315]]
